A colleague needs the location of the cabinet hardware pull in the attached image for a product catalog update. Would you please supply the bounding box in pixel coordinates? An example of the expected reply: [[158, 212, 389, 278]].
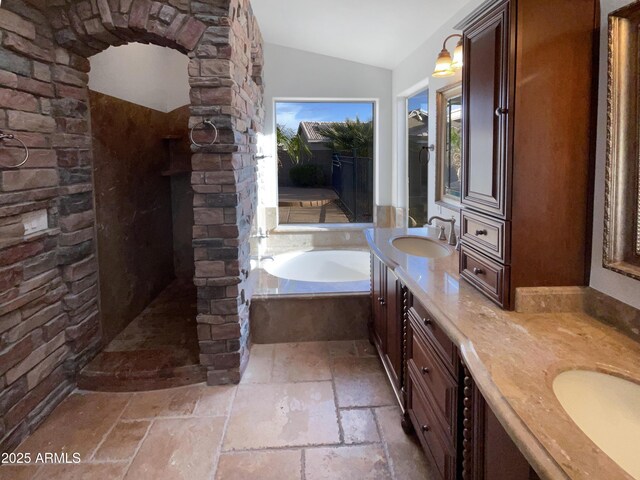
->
[[423, 318, 431, 326], [380, 299, 386, 306], [473, 267, 484, 275], [475, 229, 488, 236], [495, 107, 508, 116], [377, 297, 383, 303], [421, 425, 430, 432], [421, 367, 430, 374]]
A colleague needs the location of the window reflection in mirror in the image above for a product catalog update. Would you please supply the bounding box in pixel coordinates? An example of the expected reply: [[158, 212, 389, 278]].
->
[[436, 82, 462, 209]]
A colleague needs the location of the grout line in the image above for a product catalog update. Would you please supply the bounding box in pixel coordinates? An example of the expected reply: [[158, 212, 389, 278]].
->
[[121, 417, 155, 478], [328, 347, 345, 445], [372, 407, 397, 480], [209, 384, 240, 480], [300, 448, 306, 480], [87, 393, 134, 462], [221, 440, 383, 454]]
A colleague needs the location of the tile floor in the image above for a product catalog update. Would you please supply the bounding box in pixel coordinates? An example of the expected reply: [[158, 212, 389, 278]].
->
[[0, 341, 433, 480]]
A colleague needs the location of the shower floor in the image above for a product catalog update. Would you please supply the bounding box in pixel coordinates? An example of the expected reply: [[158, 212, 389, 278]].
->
[[78, 280, 205, 391]]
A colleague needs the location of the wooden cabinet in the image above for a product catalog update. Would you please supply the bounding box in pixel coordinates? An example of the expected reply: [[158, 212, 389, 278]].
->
[[461, 0, 513, 219], [406, 294, 536, 480], [370, 255, 539, 479], [459, 0, 599, 309], [461, 366, 540, 480], [370, 254, 404, 400]]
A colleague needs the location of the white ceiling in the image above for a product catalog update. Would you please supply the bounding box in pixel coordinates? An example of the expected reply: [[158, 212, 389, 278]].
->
[[250, 0, 471, 69]]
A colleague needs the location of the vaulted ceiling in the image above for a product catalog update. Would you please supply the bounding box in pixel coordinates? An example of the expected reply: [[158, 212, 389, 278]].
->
[[250, 0, 472, 69]]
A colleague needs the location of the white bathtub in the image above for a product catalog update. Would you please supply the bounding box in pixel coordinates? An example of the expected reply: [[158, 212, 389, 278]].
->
[[263, 250, 371, 283]]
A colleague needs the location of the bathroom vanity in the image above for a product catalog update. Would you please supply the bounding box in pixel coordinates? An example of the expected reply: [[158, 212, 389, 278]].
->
[[366, 227, 640, 480], [370, 237, 535, 480]]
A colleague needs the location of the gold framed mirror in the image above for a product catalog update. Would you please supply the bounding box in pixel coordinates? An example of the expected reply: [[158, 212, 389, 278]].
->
[[435, 82, 462, 210], [604, 3, 640, 280]]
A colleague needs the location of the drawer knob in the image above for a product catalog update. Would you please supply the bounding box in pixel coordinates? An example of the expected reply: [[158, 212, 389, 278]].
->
[[421, 367, 430, 374], [473, 267, 485, 275], [380, 299, 386, 306], [495, 107, 508, 116], [423, 318, 432, 326], [421, 425, 430, 433], [475, 229, 488, 236]]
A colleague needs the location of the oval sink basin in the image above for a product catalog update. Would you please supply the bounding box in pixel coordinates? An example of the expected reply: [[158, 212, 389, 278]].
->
[[553, 370, 640, 479], [391, 236, 450, 259]]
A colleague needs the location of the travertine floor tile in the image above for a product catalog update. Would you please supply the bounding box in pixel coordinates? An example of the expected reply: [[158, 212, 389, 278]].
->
[[241, 344, 274, 384], [121, 385, 201, 419], [375, 406, 433, 480], [92, 420, 150, 461], [305, 445, 391, 480], [339, 409, 380, 444], [331, 357, 395, 408], [193, 385, 236, 417], [16, 392, 131, 459], [125, 417, 225, 480], [215, 450, 302, 480], [223, 382, 340, 449], [328, 341, 356, 357], [355, 340, 377, 357], [272, 342, 332, 382], [33, 462, 129, 480], [0, 465, 40, 480]]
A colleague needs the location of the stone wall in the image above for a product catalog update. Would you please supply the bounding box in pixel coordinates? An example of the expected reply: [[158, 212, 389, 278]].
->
[[0, 0, 264, 452]]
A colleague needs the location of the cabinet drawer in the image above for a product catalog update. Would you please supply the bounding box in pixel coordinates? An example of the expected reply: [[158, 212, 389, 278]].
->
[[409, 373, 456, 480], [409, 322, 458, 440], [460, 245, 510, 308], [461, 210, 510, 263], [408, 296, 458, 375]]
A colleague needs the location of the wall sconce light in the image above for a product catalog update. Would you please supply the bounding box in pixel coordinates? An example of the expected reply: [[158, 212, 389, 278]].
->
[[433, 34, 463, 78]]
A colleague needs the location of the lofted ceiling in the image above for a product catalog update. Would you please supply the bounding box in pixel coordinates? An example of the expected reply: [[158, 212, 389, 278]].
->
[[250, 0, 471, 69]]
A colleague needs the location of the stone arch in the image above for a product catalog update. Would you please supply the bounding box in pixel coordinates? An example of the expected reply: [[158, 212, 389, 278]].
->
[[44, 0, 264, 385]]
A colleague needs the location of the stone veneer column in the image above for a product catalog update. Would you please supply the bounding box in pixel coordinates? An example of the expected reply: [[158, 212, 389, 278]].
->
[[0, 0, 264, 452]]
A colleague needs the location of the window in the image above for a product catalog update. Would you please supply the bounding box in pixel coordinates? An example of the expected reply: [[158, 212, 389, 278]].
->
[[436, 83, 462, 208], [407, 90, 429, 227], [275, 101, 375, 224]]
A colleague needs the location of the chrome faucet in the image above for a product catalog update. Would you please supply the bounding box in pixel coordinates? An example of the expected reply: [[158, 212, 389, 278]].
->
[[426, 216, 457, 246]]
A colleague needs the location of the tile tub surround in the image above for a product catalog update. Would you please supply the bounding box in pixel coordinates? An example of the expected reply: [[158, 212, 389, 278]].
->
[[0, 0, 264, 452], [250, 295, 370, 343], [366, 227, 640, 480], [0, 341, 433, 480]]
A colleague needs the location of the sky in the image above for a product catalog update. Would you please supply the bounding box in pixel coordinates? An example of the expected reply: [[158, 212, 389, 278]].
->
[[276, 102, 374, 131], [407, 89, 428, 113]]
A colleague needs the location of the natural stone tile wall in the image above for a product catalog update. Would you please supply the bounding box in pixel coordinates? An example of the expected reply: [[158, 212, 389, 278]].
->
[[0, 0, 264, 452]]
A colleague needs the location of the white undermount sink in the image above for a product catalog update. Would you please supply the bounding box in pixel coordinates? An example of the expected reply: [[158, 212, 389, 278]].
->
[[552, 370, 640, 479], [390, 236, 450, 259]]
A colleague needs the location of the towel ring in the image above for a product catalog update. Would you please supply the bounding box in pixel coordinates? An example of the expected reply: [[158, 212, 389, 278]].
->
[[0, 132, 29, 168], [190, 119, 218, 148]]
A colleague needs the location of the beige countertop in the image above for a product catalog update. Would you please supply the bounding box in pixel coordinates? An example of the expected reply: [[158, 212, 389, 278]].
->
[[365, 227, 640, 480]]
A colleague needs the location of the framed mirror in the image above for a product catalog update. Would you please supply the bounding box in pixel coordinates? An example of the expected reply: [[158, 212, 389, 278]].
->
[[435, 82, 462, 210], [604, 3, 640, 280]]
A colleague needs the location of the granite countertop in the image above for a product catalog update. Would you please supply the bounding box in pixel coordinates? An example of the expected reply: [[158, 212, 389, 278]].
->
[[365, 227, 640, 480]]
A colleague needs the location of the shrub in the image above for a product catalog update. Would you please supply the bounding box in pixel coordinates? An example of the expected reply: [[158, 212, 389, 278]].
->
[[289, 164, 325, 187]]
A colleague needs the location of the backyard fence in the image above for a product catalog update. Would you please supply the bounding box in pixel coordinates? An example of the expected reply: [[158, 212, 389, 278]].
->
[[331, 153, 374, 223]]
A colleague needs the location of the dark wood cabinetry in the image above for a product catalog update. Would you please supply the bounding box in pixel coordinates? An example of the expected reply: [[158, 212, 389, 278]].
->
[[403, 293, 535, 480], [370, 254, 404, 403], [459, 0, 599, 309]]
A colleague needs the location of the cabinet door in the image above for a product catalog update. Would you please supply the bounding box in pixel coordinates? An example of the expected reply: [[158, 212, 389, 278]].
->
[[461, 0, 514, 218], [384, 269, 401, 388], [461, 367, 538, 480], [371, 256, 386, 350]]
